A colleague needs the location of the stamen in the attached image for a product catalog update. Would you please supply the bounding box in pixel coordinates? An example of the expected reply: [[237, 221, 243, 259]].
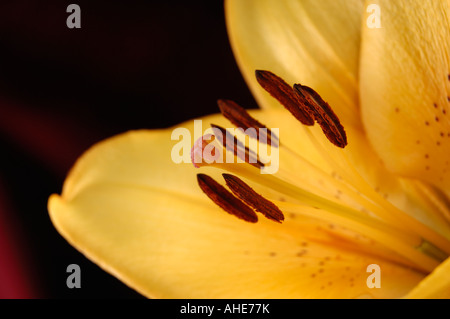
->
[[223, 173, 284, 223], [294, 84, 347, 148], [215, 161, 438, 271], [193, 68, 450, 272], [255, 70, 315, 126], [196, 174, 258, 223], [210, 124, 264, 169], [217, 99, 279, 147]]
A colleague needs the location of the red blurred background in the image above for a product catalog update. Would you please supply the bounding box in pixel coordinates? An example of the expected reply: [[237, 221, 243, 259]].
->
[[0, 0, 256, 298]]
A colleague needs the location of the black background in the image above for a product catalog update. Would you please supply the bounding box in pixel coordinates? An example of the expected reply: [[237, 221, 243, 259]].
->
[[0, 0, 256, 298]]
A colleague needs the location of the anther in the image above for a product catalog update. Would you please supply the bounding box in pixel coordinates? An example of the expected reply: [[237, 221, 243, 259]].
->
[[294, 84, 347, 148], [211, 124, 264, 169], [255, 70, 315, 126], [222, 173, 284, 223], [197, 174, 258, 223], [217, 99, 279, 147]]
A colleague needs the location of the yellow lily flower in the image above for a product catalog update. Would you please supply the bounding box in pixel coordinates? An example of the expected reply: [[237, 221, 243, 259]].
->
[[48, 0, 450, 298]]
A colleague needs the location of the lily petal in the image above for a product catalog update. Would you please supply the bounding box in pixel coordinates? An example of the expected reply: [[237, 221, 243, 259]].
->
[[405, 256, 450, 298], [48, 111, 424, 298], [359, 0, 450, 196], [225, 0, 365, 128]]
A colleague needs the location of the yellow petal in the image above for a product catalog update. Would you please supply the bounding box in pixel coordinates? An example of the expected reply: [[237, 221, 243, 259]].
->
[[359, 0, 450, 196], [48, 111, 424, 298], [225, 0, 365, 128], [406, 256, 450, 298], [298, 119, 450, 254], [338, 124, 450, 241]]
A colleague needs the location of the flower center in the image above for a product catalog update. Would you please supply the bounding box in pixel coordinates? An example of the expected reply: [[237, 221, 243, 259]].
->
[[191, 70, 450, 274]]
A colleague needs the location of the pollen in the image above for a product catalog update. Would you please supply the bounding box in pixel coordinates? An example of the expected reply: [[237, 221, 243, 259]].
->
[[210, 124, 264, 169], [217, 99, 279, 147], [294, 84, 347, 148], [196, 174, 258, 223], [223, 173, 285, 223], [255, 70, 315, 126]]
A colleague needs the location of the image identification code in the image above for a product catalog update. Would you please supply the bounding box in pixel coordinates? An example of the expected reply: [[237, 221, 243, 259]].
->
[[180, 303, 270, 316]]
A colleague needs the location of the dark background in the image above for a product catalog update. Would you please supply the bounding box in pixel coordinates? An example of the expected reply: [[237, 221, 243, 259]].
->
[[0, 0, 256, 298]]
